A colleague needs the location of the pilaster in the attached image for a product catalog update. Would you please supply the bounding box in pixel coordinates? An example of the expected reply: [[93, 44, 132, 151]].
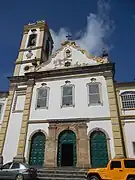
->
[[105, 75, 125, 157], [13, 30, 29, 76], [45, 124, 57, 167], [0, 83, 16, 165], [76, 123, 89, 168], [14, 79, 34, 162]]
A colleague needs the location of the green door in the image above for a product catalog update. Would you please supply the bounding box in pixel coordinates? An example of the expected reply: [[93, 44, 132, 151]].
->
[[29, 132, 45, 167], [57, 130, 76, 167], [90, 131, 108, 168]]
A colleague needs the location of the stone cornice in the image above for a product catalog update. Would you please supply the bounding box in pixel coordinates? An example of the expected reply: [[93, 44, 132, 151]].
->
[[8, 63, 115, 83], [19, 46, 43, 52], [24, 22, 47, 32], [28, 117, 110, 124], [15, 58, 41, 65], [120, 115, 135, 120], [115, 81, 135, 88], [0, 92, 9, 98]]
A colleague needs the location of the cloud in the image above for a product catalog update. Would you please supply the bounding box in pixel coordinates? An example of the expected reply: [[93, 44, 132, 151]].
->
[[50, 0, 114, 56]]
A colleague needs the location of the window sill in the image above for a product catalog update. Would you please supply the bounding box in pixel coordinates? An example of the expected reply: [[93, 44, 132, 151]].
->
[[88, 102, 103, 107], [12, 110, 24, 113], [122, 108, 135, 111], [61, 105, 75, 108], [35, 107, 48, 110]]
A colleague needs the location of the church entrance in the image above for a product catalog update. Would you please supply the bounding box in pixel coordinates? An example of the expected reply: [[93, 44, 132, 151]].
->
[[90, 130, 108, 168], [29, 132, 45, 167], [57, 130, 76, 167]]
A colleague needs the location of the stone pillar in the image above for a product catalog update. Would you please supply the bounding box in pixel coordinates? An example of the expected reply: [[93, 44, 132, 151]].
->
[[45, 124, 57, 167], [105, 74, 125, 157], [14, 79, 34, 162], [76, 123, 89, 168], [14, 30, 29, 76], [0, 83, 16, 165]]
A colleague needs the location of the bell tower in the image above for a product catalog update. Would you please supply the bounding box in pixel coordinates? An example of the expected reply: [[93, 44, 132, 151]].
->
[[14, 20, 54, 76]]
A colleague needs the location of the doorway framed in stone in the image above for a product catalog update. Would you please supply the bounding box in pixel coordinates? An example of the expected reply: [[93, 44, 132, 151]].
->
[[57, 130, 77, 167], [90, 130, 109, 168], [29, 132, 45, 167]]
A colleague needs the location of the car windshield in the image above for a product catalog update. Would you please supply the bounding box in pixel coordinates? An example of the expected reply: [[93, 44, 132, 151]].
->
[[124, 160, 135, 168], [21, 163, 30, 168]]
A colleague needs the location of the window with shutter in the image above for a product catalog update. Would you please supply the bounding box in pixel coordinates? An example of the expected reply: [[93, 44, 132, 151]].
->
[[36, 87, 49, 109], [121, 91, 135, 109], [61, 85, 74, 107], [87, 83, 102, 105]]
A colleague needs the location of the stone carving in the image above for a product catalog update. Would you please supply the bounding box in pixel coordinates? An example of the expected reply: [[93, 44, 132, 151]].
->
[[64, 48, 72, 58], [53, 59, 65, 67], [26, 50, 33, 59]]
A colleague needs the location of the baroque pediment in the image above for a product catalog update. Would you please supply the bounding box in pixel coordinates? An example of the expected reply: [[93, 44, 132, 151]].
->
[[36, 40, 109, 72]]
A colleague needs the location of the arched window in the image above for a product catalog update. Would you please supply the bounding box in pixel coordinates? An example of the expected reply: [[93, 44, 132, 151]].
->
[[27, 33, 37, 47], [121, 91, 135, 109], [36, 86, 49, 109]]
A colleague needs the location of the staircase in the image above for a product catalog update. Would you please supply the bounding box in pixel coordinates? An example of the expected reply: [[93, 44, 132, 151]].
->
[[37, 167, 87, 180]]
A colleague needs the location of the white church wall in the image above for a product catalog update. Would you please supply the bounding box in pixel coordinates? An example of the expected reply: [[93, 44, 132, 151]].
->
[[87, 120, 115, 158], [2, 92, 25, 164], [123, 122, 135, 158], [24, 123, 49, 160], [29, 75, 110, 120], [3, 113, 23, 164]]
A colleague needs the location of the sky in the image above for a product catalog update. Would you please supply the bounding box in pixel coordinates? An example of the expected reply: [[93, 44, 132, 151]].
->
[[0, 0, 135, 91]]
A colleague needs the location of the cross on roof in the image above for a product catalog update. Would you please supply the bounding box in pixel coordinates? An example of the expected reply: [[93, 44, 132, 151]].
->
[[66, 34, 72, 40]]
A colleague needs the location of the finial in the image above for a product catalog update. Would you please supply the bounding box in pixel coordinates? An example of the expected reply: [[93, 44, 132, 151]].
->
[[66, 34, 72, 41], [102, 48, 108, 58]]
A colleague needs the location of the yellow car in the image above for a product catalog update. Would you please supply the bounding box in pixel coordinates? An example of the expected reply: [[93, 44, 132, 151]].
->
[[86, 158, 135, 180]]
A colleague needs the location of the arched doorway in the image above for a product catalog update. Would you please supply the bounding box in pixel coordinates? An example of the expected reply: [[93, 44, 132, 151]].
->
[[29, 132, 45, 167], [90, 130, 108, 168], [57, 130, 77, 167]]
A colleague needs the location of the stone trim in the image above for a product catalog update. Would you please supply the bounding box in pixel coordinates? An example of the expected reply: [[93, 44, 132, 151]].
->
[[19, 46, 42, 52], [120, 115, 135, 120], [88, 127, 111, 166], [106, 76, 126, 157], [115, 81, 135, 88], [26, 129, 48, 164], [121, 123, 128, 158], [28, 117, 110, 124], [121, 120, 135, 123], [12, 90, 26, 113], [45, 122, 89, 168], [0, 92, 8, 98], [14, 80, 34, 162], [9, 63, 115, 83], [0, 83, 16, 164], [24, 22, 47, 32]]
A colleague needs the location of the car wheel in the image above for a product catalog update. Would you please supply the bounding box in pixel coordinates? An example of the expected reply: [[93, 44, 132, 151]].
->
[[127, 177, 135, 180], [89, 175, 100, 180], [15, 174, 24, 180]]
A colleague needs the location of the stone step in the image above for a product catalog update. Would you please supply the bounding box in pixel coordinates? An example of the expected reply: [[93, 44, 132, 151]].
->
[[38, 173, 85, 178], [38, 177, 86, 180], [37, 168, 87, 180], [38, 170, 86, 174]]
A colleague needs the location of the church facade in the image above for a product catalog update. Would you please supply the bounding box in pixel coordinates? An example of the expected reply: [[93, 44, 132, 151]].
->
[[0, 21, 135, 168]]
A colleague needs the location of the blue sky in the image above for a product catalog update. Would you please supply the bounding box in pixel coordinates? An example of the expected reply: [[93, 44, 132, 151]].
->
[[0, 0, 135, 91]]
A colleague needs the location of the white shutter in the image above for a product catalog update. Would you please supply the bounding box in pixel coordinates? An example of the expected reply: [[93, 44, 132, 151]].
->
[[37, 87, 49, 108], [88, 83, 101, 105], [62, 86, 74, 107]]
